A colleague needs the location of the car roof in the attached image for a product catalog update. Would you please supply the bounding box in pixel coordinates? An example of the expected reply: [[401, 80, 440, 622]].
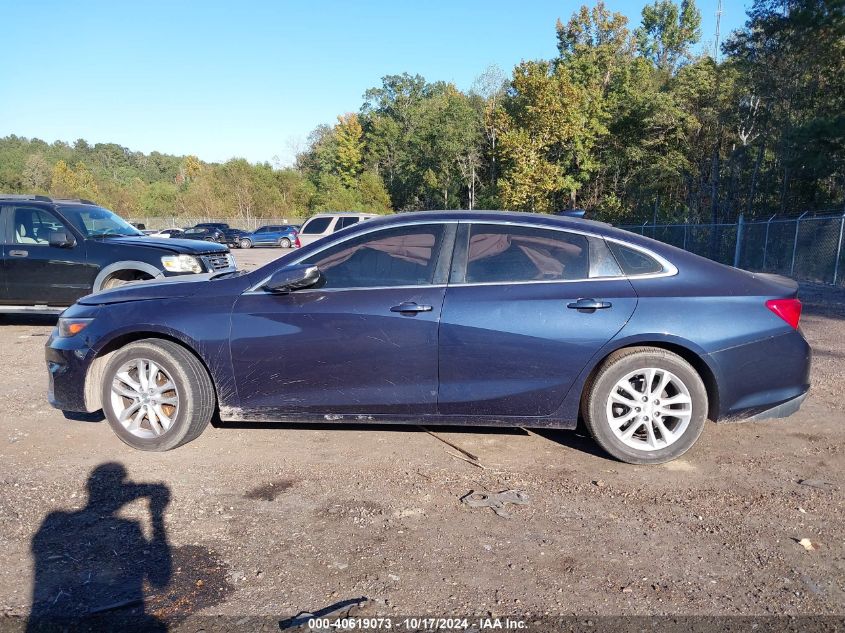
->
[[308, 212, 377, 218], [351, 210, 617, 236]]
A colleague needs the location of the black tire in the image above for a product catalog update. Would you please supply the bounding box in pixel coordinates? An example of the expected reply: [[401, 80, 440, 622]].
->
[[279, 237, 291, 248], [583, 347, 708, 465], [240, 238, 252, 249], [100, 339, 215, 451], [100, 272, 152, 291], [101, 276, 131, 290]]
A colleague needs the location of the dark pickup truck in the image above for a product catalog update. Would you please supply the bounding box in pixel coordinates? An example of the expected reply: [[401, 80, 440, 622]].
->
[[0, 195, 236, 314]]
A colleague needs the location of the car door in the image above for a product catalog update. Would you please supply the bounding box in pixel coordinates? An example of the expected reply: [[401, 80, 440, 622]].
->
[[298, 216, 334, 246], [230, 222, 455, 416], [0, 207, 9, 303], [252, 227, 270, 245], [3, 204, 91, 306], [437, 222, 637, 417]]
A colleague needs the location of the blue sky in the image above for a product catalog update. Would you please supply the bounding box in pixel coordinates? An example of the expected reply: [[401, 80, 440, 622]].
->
[[0, 0, 748, 165]]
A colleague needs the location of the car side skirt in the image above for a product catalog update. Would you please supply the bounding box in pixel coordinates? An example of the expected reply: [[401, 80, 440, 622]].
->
[[218, 406, 578, 429]]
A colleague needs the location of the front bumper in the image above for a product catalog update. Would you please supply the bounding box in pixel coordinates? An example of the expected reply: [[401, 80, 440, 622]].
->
[[46, 334, 97, 413]]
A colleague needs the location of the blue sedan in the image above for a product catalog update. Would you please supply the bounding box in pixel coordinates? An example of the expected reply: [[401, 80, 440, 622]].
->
[[45, 211, 810, 464], [238, 224, 298, 249]]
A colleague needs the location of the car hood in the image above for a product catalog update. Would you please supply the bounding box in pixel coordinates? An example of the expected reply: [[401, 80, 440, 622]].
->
[[78, 273, 221, 305], [103, 236, 228, 254]]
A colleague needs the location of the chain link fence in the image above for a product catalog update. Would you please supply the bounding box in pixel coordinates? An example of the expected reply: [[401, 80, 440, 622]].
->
[[127, 216, 306, 231], [620, 211, 845, 287]]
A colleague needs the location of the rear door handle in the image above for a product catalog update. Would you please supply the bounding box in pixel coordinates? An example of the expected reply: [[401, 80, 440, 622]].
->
[[567, 298, 612, 311], [9, 250, 28, 257], [390, 302, 433, 314]]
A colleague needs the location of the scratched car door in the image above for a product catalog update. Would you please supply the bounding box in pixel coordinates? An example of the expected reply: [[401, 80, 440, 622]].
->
[[230, 222, 455, 416]]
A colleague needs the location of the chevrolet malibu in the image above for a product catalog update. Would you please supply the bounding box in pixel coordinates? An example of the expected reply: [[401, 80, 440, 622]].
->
[[45, 211, 811, 464]]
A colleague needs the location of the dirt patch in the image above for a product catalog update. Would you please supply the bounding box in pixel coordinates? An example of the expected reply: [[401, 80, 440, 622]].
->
[[244, 479, 296, 501], [147, 544, 233, 622]]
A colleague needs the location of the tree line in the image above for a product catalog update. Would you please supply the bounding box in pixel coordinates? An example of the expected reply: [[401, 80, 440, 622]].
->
[[1, 0, 842, 224]]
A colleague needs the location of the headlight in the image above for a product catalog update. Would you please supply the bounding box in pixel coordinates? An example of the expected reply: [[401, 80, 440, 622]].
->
[[161, 254, 203, 273], [58, 317, 94, 338]]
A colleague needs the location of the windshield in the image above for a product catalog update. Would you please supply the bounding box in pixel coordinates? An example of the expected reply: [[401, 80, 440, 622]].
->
[[59, 205, 143, 237]]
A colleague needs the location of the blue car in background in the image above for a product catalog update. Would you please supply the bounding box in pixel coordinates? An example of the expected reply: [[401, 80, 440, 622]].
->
[[238, 224, 298, 249], [45, 211, 810, 464]]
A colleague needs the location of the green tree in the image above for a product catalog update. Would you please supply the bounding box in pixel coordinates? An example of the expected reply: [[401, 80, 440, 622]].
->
[[636, 0, 702, 74], [333, 114, 364, 187]]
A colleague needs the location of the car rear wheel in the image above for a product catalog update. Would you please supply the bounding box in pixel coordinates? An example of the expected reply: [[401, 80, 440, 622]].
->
[[100, 339, 215, 451], [240, 238, 252, 249], [279, 237, 291, 248], [583, 347, 707, 465]]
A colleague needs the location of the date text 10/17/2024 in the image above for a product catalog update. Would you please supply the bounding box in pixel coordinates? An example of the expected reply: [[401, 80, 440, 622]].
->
[[305, 617, 527, 630]]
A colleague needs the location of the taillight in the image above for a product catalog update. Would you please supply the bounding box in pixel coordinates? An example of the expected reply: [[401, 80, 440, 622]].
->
[[766, 298, 802, 329], [294, 236, 301, 248]]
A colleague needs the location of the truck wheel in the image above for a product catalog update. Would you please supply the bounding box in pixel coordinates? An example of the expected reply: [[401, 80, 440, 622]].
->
[[100, 339, 215, 451], [583, 347, 708, 465]]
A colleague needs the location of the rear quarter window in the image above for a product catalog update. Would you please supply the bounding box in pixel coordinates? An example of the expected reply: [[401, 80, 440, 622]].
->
[[608, 241, 666, 276]]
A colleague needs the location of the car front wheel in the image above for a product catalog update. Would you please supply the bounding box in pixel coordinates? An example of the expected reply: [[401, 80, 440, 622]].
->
[[240, 238, 252, 249], [279, 237, 291, 248], [100, 339, 215, 451], [583, 347, 707, 465]]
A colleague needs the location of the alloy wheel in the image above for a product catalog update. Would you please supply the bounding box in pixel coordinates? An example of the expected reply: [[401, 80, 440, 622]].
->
[[110, 358, 180, 438], [605, 367, 692, 451]]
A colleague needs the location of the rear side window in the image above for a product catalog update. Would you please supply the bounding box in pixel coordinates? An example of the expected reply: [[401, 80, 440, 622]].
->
[[302, 224, 445, 289], [607, 241, 666, 276], [336, 216, 360, 230], [462, 224, 592, 283], [302, 217, 332, 234]]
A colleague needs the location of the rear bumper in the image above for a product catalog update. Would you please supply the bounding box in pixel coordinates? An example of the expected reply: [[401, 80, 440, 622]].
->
[[709, 329, 811, 421], [747, 390, 808, 421]]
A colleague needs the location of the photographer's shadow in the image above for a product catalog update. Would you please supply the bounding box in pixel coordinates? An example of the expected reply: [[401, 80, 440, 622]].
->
[[27, 462, 171, 632]]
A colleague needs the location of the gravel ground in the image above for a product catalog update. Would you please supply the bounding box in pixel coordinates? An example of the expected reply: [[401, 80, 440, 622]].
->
[[0, 247, 842, 626]]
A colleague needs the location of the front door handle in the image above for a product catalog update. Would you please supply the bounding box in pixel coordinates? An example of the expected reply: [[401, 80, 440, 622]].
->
[[567, 298, 612, 311], [9, 250, 28, 257], [390, 302, 433, 314]]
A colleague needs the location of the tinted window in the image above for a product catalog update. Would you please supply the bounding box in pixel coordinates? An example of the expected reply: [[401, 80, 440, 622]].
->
[[463, 224, 591, 283], [608, 241, 665, 276], [336, 216, 360, 230], [302, 217, 332, 234], [11, 207, 64, 244], [302, 224, 445, 289]]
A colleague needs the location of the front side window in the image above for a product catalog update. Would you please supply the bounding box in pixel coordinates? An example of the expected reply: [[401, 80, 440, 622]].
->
[[302, 217, 332, 234], [11, 207, 67, 245], [301, 224, 445, 289], [461, 224, 595, 283]]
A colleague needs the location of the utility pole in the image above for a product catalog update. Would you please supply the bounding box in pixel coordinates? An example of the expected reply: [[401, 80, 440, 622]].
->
[[713, 0, 723, 62]]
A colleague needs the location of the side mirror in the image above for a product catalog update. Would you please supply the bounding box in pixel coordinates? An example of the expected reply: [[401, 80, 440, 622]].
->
[[264, 265, 322, 294], [49, 230, 76, 248]]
